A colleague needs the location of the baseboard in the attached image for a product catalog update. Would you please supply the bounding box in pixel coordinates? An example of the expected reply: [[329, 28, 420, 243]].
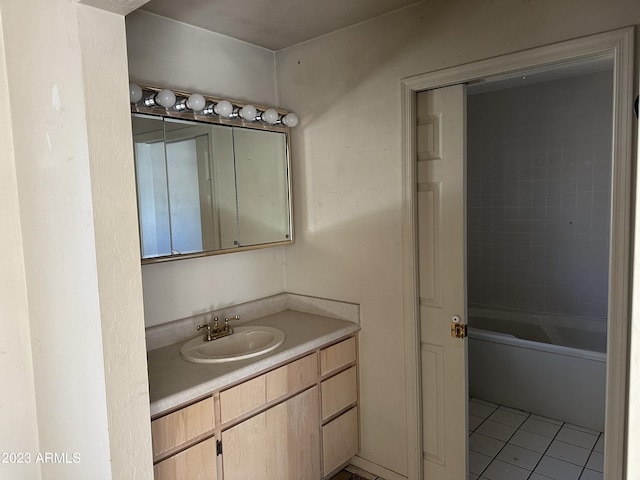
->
[[350, 456, 407, 480]]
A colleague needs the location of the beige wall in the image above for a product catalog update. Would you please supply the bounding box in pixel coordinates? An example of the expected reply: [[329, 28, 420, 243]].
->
[[0, 1, 152, 478], [6, 2, 631, 479], [276, 1, 640, 476], [0, 7, 40, 480], [126, 11, 288, 327]]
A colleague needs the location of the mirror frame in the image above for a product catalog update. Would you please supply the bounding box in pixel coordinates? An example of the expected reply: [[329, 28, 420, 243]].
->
[[130, 84, 294, 263]]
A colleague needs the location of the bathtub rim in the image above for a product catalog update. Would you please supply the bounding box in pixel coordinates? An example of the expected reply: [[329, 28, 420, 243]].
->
[[468, 327, 607, 363], [468, 306, 607, 331]]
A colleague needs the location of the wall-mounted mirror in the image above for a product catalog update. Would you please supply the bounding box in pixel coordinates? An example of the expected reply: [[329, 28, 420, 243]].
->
[[131, 113, 293, 262]]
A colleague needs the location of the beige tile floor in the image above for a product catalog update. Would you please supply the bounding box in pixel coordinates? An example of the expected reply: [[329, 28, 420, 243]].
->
[[333, 399, 603, 480], [469, 398, 604, 480]]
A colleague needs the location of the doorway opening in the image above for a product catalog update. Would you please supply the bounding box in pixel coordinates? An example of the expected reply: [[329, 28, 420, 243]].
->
[[401, 27, 634, 480], [465, 58, 613, 480]]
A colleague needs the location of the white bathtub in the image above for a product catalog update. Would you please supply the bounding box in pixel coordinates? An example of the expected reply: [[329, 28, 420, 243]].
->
[[468, 308, 607, 431]]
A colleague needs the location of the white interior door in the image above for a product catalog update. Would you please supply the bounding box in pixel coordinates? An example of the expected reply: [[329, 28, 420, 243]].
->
[[416, 84, 467, 479]]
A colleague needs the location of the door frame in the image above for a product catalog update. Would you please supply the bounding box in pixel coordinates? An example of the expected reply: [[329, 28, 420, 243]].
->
[[401, 27, 635, 480]]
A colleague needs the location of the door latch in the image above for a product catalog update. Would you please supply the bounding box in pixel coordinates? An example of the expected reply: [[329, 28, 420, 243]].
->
[[450, 315, 467, 339]]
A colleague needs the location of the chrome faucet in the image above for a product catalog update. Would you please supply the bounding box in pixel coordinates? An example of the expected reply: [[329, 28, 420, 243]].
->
[[197, 315, 240, 341]]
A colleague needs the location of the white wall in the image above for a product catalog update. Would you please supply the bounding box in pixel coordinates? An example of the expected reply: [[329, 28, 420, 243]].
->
[[467, 71, 613, 321], [0, 1, 152, 478], [275, 1, 640, 476], [126, 11, 288, 327]]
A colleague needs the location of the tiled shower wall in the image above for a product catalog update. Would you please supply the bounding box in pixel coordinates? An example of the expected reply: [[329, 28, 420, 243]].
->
[[467, 71, 613, 322]]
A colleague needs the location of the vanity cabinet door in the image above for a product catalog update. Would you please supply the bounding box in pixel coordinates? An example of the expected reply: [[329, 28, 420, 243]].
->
[[221, 386, 320, 480], [153, 436, 217, 480]]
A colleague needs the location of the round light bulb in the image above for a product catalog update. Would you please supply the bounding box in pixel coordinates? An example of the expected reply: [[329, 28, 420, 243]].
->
[[262, 108, 279, 124], [214, 100, 233, 118], [239, 104, 257, 121], [156, 89, 176, 108], [282, 112, 299, 127], [129, 83, 142, 103], [186, 93, 206, 111]]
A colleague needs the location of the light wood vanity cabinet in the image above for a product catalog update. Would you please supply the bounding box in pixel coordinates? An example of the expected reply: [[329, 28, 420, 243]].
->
[[151, 397, 216, 480], [153, 436, 217, 480], [151, 334, 358, 480], [222, 386, 320, 480], [219, 352, 318, 423], [319, 338, 359, 475]]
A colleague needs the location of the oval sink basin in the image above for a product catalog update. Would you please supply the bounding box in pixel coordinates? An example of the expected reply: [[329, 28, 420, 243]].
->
[[180, 326, 285, 364]]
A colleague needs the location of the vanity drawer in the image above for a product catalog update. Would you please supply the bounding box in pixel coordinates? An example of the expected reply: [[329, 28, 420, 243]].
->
[[151, 397, 214, 460], [266, 351, 318, 400], [321, 366, 357, 420], [219, 352, 317, 423], [153, 436, 217, 480], [320, 337, 356, 375], [322, 406, 359, 475]]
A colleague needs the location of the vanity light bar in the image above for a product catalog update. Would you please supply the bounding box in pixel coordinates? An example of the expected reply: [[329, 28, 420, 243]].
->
[[129, 82, 299, 128]]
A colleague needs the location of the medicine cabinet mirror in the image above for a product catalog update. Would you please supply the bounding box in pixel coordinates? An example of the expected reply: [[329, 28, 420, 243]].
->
[[131, 113, 293, 263]]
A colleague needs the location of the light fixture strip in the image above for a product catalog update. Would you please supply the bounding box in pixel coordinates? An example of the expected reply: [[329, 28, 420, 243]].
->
[[130, 83, 295, 129]]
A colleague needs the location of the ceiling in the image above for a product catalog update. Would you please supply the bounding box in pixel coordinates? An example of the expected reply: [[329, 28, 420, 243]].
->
[[138, 0, 421, 51]]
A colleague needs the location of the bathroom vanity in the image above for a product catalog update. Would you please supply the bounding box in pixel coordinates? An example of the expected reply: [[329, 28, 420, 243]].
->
[[146, 308, 360, 480]]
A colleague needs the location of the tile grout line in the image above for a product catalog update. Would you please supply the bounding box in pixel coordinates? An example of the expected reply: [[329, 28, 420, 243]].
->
[[469, 400, 500, 478], [525, 419, 565, 480], [470, 399, 604, 480], [488, 408, 533, 479], [578, 431, 604, 479], [537, 423, 603, 480], [474, 402, 533, 479], [474, 404, 565, 479]]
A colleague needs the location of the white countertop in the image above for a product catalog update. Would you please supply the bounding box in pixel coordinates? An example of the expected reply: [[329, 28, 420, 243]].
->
[[147, 309, 360, 416]]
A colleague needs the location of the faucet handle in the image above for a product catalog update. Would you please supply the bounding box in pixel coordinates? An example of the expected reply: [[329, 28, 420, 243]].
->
[[197, 316, 219, 332], [197, 317, 219, 341], [224, 315, 240, 325]]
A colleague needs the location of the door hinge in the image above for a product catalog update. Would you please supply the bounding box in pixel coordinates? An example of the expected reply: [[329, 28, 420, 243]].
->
[[216, 439, 222, 456], [451, 322, 467, 339]]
